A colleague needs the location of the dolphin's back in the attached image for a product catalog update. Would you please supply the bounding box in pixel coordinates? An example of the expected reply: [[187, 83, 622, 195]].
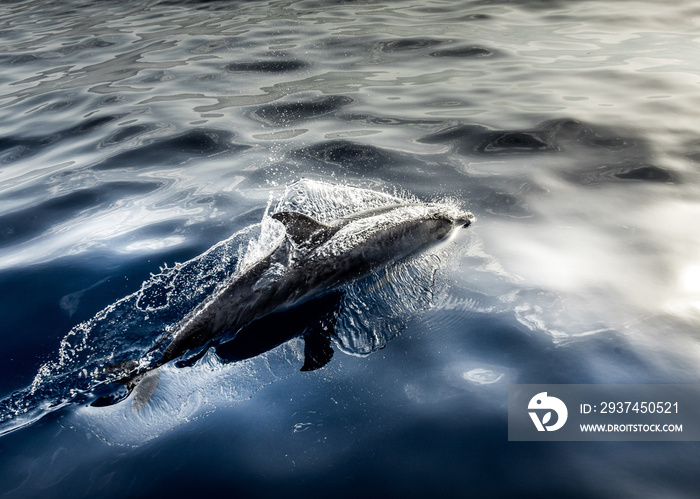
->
[[144, 202, 469, 376], [158, 240, 288, 366]]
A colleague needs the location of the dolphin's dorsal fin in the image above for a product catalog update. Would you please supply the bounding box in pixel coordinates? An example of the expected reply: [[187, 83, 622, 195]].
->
[[272, 211, 334, 246]]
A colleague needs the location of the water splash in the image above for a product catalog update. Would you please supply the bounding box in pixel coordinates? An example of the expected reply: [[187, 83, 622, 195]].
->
[[0, 179, 469, 444]]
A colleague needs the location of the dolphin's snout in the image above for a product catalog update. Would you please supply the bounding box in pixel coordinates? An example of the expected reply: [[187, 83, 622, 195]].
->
[[458, 211, 475, 228]]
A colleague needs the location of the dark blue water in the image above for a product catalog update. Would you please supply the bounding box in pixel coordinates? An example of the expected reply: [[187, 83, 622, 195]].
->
[[2, 0, 700, 497]]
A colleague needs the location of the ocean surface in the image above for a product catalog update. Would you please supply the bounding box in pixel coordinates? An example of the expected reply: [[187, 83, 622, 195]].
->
[[1, 0, 700, 497]]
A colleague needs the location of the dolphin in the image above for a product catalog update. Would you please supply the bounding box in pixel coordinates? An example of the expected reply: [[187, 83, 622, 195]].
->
[[100, 202, 475, 408]]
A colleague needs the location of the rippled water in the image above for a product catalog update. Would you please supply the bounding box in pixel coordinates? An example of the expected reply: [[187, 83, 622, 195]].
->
[[1, 0, 700, 497]]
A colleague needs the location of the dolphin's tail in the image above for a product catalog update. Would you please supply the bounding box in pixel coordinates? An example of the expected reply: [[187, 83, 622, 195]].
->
[[91, 359, 160, 412], [130, 369, 160, 412]]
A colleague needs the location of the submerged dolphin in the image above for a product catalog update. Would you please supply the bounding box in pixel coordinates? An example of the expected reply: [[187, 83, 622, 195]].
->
[[103, 202, 474, 407]]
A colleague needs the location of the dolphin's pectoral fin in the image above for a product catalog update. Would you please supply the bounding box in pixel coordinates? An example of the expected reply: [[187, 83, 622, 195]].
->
[[271, 211, 337, 246], [301, 326, 334, 372], [214, 290, 343, 368], [299, 292, 342, 371], [130, 368, 161, 413]]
